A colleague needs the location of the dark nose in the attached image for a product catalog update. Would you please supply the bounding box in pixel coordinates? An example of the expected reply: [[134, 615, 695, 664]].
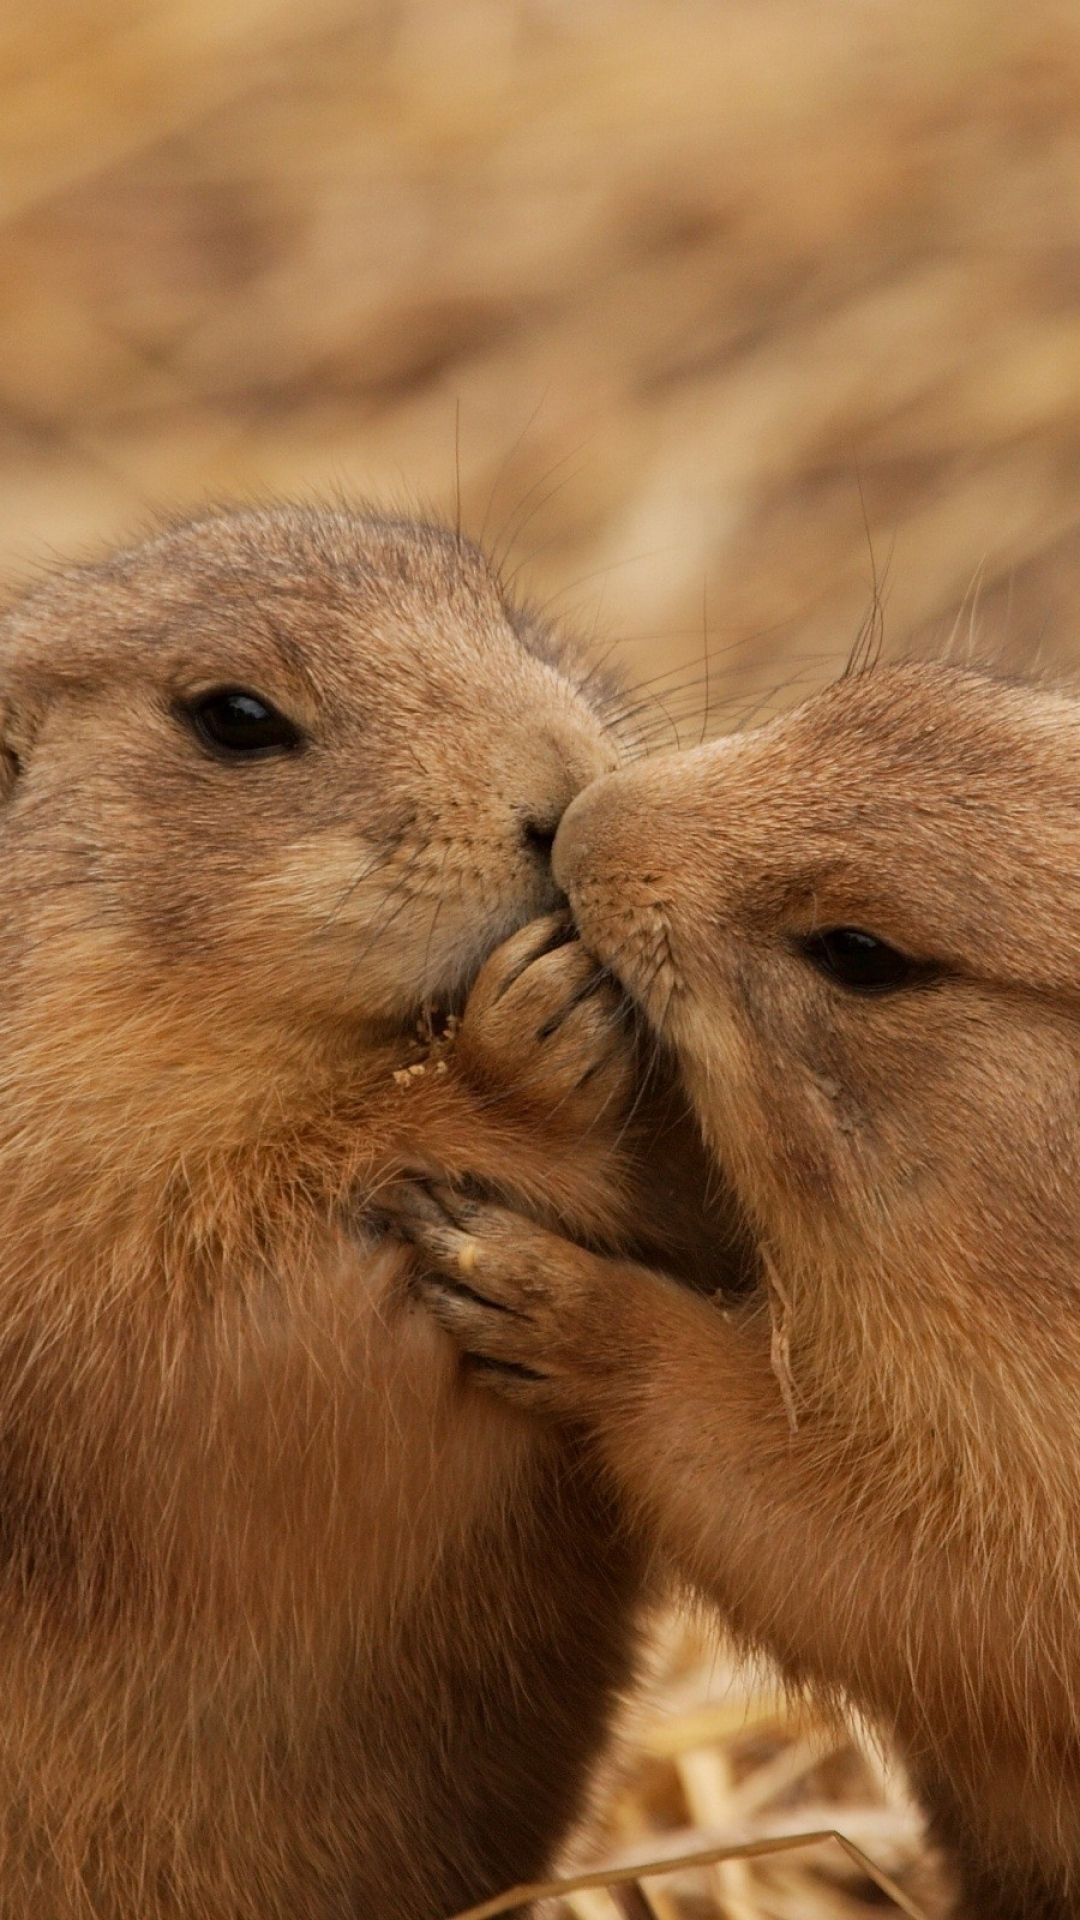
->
[[518, 721, 617, 875]]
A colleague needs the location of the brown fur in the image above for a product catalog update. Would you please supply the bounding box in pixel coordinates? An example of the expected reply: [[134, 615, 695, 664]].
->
[[0, 504, 652, 1919], [398, 662, 1080, 1919]]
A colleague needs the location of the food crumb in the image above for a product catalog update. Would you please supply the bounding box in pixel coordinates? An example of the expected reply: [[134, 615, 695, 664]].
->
[[392, 1005, 460, 1089]]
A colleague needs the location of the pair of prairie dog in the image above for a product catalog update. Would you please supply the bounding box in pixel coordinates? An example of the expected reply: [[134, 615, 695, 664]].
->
[[400, 661, 1080, 1920], [4, 498, 1073, 1920]]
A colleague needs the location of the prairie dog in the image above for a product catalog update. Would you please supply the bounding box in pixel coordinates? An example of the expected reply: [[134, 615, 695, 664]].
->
[[398, 662, 1080, 1920], [0, 505, 648, 1919]]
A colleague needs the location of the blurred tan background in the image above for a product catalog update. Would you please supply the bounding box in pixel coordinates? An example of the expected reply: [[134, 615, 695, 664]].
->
[[6, 3, 1079, 1912], [5, 0, 1080, 729]]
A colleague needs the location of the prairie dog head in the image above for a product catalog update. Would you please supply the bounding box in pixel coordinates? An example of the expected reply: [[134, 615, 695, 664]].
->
[[0, 507, 617, 1143], [555, 664, 1080, 1342]]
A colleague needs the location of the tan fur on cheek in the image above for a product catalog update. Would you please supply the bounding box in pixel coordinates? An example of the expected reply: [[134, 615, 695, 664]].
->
[[236, 830, 443, 1023]]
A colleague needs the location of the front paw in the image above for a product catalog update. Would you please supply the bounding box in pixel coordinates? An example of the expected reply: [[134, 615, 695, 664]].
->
[[387, 1183, 616, 1414], [457, 914, 636, 1135]]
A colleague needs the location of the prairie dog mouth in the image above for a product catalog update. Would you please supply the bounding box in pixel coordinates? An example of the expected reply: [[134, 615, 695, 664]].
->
[[380, 897, 572, 1045]]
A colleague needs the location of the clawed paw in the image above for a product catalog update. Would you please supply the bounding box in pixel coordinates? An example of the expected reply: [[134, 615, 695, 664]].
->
[[456, 916, 637, 1134], [382, 1182, 610, 1412]]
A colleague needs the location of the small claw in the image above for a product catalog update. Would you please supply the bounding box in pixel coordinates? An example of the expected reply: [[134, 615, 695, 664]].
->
[[423, 1181, 477, 1231], [534, 966, 607, 1041], [412, 1268, 519, 1321], [380, 1181, 463, 1235], [462, 1353, 562, 1412], [408, 1199, 486, 1281], [489, 913, 576, 1005], [575, 1035, 635, 1091], [412, 1274, 568, 1414], [455, 1236, 480, 1276], [465, 1352, 547, 1383]]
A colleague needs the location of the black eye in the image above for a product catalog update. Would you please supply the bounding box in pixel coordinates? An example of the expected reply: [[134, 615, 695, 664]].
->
[[186, 689, 302, 758], [798, 927, 929, 994]]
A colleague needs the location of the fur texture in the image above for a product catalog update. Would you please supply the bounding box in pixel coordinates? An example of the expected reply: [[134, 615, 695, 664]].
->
[[399, 662, 1080, 1919], [0, 505, 649, 1919]]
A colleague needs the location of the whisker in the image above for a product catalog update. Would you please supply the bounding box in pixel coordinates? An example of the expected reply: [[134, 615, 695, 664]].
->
[[843, 465, 895, 681], [611, 1014, 669, 1160], [340, 849, 428, 1001], [477, 391, 551, 553], [572, 634, 628, 706], [489, 441, 593, 579], [499, 485, 593, 593], [316, 836, 412, 942], [527, 553, 675, 626], [601, 655, 836, 735], [705, 666, 843, 739], [420, 846, 453, 997]]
